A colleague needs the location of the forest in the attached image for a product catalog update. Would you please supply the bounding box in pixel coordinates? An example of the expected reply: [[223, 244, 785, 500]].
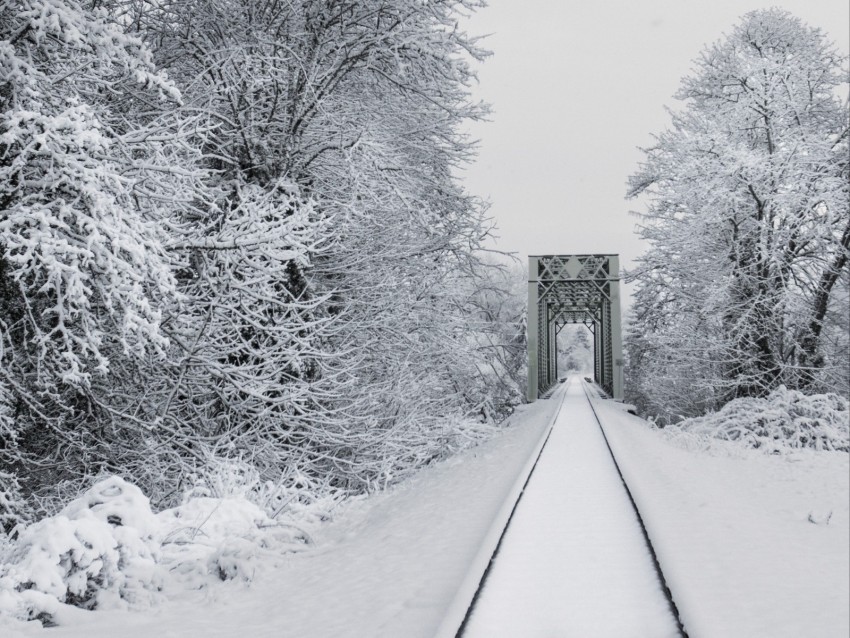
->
[[0, 0, 526, 529], [625, 9, 849, 423]]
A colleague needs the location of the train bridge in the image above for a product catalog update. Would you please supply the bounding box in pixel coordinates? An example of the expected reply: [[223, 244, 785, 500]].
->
[[527, 254, 624, 401]]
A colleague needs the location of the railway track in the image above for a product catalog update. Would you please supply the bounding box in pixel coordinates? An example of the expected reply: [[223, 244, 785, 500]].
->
[[438, 377, 687, 638]]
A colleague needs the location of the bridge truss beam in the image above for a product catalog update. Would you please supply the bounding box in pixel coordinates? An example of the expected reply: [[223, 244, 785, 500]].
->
[[527, 254, 623, 401]]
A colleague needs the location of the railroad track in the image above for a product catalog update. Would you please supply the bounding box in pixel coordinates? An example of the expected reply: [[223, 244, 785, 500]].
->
[[438, 377, 688, 638]]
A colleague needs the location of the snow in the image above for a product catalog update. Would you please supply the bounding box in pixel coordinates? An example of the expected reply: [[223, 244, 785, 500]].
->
[[1, 390, 563, 637], [669, 385, 849, 453], [592, 393, 850, 638], [2, 380, 846, 637], [0, 477, 312, 626], [463, 378, 679, 637], [0, 478, 163, 619]]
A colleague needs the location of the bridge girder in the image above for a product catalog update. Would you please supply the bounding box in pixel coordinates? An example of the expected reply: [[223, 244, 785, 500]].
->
[[527, 254, 623, 401]]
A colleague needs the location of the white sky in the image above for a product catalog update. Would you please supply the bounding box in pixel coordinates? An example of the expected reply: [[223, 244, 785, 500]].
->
[[460, 0, 850, 295]]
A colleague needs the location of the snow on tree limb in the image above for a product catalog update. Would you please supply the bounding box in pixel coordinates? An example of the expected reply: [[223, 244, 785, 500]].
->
[[626, 9, 849, 421]]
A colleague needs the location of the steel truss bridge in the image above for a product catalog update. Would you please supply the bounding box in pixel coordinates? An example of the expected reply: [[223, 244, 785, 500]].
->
[[527, 254, 624, 401]]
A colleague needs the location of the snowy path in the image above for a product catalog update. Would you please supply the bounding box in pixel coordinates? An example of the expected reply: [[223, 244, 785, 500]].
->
[[462, 378, 680, 638]]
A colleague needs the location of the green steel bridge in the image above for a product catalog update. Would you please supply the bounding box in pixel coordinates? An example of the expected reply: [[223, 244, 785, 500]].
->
[[526, 254, 624, 402]]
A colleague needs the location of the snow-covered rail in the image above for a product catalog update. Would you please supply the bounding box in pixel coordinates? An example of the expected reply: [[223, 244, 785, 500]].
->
[[584, 380, 688, 637], [433, 379, 568, 638], [444, 377, 686, 638]]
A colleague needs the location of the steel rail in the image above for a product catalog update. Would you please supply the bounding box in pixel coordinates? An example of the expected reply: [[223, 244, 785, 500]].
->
[[437, 380, 569, 638], [581, 379, 689, 638]]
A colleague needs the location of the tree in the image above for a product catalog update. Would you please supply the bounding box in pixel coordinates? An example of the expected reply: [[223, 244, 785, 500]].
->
[[2, 0, 519, 514], [127, 0, 503, 492], [626, 9, 849, 421], [0, 0, 206, 497], [558, 325, 593, 376]]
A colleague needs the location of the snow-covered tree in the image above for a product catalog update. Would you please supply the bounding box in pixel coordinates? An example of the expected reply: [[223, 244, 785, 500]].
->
[[0, 0, 207, 499], [626, 9, 849, 421], [558, 326, 593, 376], [290, 0, 509, 484], [464, 259, 528, 416], [89, 0, 505, 494], [2, 0, 517, 514]]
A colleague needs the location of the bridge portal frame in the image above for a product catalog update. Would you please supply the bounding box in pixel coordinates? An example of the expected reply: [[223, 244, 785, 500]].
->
[[527, 254, 624, 401]]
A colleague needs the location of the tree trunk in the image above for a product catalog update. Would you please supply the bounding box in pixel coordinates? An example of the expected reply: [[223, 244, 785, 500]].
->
[[797, 219, 850, 388]]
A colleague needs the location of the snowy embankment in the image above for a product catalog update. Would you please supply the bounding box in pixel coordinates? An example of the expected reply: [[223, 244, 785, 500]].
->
[[592, 395, 850, 638], [1, 397, 562, 638]]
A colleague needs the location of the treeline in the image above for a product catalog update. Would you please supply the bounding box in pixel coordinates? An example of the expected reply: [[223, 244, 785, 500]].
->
[[0, 0, 525, 525], [626, 9, 849, 422]]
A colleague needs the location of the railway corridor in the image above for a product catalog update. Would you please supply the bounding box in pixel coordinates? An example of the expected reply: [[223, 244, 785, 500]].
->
[[462, 378, 681, 638]]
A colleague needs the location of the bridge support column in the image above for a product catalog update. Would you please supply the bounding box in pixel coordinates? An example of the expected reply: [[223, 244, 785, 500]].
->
[[609, 256, 624, 401], [594, 315, 603, 388], [527, 257, 539, 402], [548, 309, 557, 386]]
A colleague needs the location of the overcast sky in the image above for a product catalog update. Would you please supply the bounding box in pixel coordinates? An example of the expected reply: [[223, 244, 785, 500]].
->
[[460, 0, 849, 296]]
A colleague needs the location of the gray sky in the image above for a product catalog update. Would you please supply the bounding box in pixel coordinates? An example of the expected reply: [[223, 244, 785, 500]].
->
[[460, 0, 850, 295]]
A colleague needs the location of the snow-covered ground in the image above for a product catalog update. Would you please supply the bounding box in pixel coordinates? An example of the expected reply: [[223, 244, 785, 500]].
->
[[2, 378, 847, 637], [1, 392, 563, 638], [593, 392, 850, 638]]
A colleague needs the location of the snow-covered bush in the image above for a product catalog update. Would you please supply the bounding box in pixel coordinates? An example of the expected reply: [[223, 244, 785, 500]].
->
[[160, 495, 303, 587], [0, 474, 326, 626], [669, 386, 849, 454], [154, 467, 321, 590], [0, 471, 28, 535], [179, 459, 343, 535], [0, 477, 162, 623]]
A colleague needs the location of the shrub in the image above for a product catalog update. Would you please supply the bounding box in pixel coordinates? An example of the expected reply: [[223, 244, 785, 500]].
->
[[670, 386, 849, 453], [0, 477, 162, 623], [0, 472, 326, 626]]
